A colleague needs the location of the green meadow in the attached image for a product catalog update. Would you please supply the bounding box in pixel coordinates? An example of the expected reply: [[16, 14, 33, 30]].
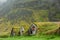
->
[[0, 35, 60, 40]]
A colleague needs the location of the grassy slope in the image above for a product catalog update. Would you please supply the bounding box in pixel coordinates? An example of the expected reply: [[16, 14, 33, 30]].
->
[[0, 22, 60, 37]]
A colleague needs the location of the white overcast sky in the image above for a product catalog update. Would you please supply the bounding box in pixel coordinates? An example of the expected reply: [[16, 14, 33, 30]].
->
[[0, 0, 7, 3]]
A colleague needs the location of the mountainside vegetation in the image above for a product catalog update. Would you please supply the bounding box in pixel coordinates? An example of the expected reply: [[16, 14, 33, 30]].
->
[[0, 0, 60, 36]]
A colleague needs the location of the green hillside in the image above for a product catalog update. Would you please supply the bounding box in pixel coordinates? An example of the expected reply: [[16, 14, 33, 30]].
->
[[0, 0, 60, 36]]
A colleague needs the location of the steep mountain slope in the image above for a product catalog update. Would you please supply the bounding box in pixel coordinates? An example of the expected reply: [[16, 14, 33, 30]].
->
[[0, 0, 60, 24], [0, 0, 49, 23]]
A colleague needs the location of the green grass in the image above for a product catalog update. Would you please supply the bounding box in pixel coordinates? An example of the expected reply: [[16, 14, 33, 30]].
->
[[0, 35, 60, 40]]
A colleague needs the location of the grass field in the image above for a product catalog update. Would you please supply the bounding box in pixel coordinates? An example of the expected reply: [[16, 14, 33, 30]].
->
[[0, 35, 60, 40]]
